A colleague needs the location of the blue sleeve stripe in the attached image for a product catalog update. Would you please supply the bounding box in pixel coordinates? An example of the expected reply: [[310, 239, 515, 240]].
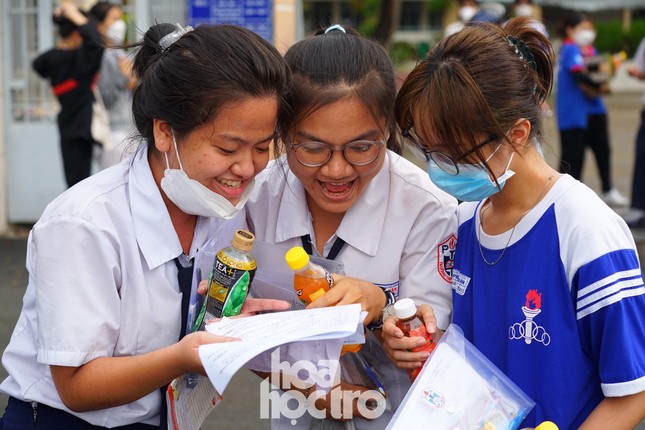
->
[[577, 284, 645, 319]]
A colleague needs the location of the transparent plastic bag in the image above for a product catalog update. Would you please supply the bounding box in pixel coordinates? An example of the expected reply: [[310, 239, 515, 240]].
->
[[387, 324, 534, 430]]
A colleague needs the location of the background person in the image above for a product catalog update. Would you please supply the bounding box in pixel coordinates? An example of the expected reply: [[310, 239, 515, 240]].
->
[[511, 0, 549, 38], [388, 17, 645, 428], [246, 24, 458, 428], [89, 0, 137, 169], [625, 37, 645, 228], [444, 0, 479, 37], [556, 13, 628, 207], [32, 2, 104, 188], [0, 22, 290, 429]]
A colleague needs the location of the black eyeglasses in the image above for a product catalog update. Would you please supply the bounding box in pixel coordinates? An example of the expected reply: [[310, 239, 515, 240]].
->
[[288, 138, 386, 167], [402, 128, 497, 175]]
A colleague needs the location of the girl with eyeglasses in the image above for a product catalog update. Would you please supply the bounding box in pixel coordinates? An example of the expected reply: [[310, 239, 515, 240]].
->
[[245, 24, 458, 428], [384, 17, 645, 428]]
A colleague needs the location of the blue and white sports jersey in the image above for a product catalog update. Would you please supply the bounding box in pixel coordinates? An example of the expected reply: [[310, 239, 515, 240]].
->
[[557, 41, 589, 131], [452, 174, 645, 429]]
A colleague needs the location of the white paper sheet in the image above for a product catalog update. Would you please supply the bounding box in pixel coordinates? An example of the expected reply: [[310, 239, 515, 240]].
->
[[199, 304, 363, 394]]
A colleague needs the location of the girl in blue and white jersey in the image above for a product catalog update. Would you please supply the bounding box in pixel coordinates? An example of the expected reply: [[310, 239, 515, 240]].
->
[[385, 17, 645, 429]]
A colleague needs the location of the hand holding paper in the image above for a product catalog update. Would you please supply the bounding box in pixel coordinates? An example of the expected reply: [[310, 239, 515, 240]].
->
[[199, 304, 364, 394]]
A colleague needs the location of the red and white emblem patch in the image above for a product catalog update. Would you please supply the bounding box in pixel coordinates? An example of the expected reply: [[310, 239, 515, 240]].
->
[[437, 234, 457, 283]]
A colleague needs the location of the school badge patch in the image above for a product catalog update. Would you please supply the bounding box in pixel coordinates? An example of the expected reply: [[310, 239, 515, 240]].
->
[[437, 234, 457, 283]]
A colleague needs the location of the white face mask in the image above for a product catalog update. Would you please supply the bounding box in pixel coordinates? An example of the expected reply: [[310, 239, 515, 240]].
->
[[106, 19, 126, 45], [573, 29, 596, 48], [515, 4, 533, 17], [160, 130, 254, 219], [459, 6, 478, 22]]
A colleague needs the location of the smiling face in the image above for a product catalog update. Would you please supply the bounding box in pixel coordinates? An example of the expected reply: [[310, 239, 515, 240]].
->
[[153, 96, 278, 206], [287, 96, 387, 216]]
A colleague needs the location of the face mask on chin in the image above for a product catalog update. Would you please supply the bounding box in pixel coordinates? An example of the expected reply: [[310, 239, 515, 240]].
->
[[159, 129, 254, 219], [427, 145, 516, 202]]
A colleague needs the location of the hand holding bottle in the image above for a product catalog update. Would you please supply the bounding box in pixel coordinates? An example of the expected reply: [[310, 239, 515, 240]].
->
[[306, 274, 387, 327], [284, 246, 365, 354], [382, 302, 440, 370]]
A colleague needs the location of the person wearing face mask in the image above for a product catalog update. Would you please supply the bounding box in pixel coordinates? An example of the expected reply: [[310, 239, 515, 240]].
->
[[90, 1, 137, 169], [245, 24, 458, 429], [386, 17, 645, 429], [511, 0, 549, 38], [556, 13, 628, 208], [0, 23, 291, 429], [444, 0, 479, 37], [32, 2, 104, 188]]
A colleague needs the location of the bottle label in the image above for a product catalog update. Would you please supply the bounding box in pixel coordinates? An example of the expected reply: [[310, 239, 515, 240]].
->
[[409, 325, 435, 354], [308, 287, 327, 302], [193, 251, 256, 331], [216, 249, 257, 271]]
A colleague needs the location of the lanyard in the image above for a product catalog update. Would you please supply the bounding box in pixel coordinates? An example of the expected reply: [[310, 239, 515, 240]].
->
[[300, 234, 346, 261]]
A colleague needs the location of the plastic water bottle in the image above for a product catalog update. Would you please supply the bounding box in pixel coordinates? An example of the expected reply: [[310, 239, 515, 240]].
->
[[285, 246, 362, 354], [394, 298, 436, 381], [285, 246, 333, 305], [193, 230, 256, 331]]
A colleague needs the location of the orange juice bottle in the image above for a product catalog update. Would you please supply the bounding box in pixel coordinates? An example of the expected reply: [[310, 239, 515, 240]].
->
[[285, 246, 362, 354], [394, 298, 435, 381], [285, 246, 332, 305]]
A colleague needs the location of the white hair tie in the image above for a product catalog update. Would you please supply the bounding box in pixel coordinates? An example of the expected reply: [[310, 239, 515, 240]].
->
[[324, 24, 346, 34], [159, 23, 194, 51]]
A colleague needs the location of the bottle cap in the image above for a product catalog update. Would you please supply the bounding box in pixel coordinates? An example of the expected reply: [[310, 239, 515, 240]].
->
[[231, 230, 255, 252], [535, 422, 559, 430], [393, 298, 417, 319], [285, 246, 310, 271]]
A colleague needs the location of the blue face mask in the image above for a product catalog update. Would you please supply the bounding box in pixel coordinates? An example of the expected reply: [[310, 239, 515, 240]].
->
[[427, 151, 515, 202]]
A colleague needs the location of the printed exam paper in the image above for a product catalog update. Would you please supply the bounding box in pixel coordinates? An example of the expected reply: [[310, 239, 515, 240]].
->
[[199, 303, 364, 393]]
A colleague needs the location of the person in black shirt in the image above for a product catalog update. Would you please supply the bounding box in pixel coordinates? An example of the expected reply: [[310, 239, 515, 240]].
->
[[33, 2, 104, 187]]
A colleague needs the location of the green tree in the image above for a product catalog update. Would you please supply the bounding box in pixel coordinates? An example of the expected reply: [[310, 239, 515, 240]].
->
[[350, 0, 402, 48]]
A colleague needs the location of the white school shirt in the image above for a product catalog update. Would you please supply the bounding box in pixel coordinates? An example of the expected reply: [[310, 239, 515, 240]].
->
[[245, 151, 458, 429], [0, 146, 227, 427]]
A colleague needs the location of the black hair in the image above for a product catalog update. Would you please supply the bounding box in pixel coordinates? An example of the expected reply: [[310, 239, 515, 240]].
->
[[557, 12, 590, 38], [53, 11, 87, 38], [88, 1, 117, 24], [130, 23, 290, 149], [279, 24, 401, 154]]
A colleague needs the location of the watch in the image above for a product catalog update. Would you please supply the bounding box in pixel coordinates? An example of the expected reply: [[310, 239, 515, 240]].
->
[[367, 290, 397, 331]]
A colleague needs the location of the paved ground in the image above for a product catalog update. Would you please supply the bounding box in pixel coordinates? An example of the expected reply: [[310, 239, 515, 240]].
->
[[1, 91, 644, 429]]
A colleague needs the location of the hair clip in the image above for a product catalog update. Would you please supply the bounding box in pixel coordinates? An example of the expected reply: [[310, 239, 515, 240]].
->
[[159, 23, 194, 51], [507, 35, 537, 71], [324, 24, 346, 34]]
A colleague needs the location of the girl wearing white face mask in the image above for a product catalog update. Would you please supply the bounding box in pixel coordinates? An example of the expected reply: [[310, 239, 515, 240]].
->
[[89, 1, 137, 169], [445, 0, 479, 36], [511, 0, 550, 39], [556, 13, 628, 207], [0, 23, 291, 429]]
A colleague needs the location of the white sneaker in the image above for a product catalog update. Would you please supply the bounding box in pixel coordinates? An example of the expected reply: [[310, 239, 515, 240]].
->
[[602, 188, 629, 207]]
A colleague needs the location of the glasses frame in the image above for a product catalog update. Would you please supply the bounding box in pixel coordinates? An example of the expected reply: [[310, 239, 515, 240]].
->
[[402, 129, 497, 175], [288, 138, 387, 167]]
